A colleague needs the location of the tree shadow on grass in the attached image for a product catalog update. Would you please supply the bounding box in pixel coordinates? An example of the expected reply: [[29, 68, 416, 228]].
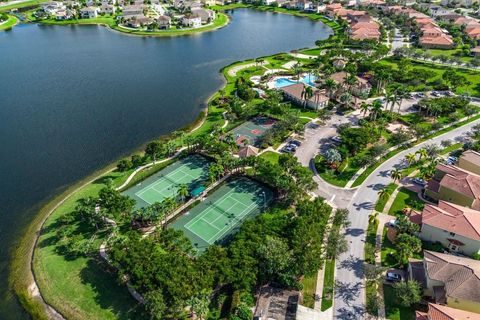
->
[[93, 175, 118, 186], [79, 258, 145, 319]]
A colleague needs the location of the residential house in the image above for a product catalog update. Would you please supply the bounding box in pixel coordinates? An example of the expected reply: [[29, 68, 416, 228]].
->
[[41, 1, 65, 14], [325, 3, 342, 19], [191, 8, 215, 23], [330, 71, 371, 97], [182, 14, 202, 28], [411, 201, 480, 255], [152, 3, 165, 15], [55, 8, 73, 20], [99, 4, 116, 14], [425, 156, 480, 209], [263, 0, 277, 5], [416, 303, 480, 320], [280, 83, 329, 110], [122, 5, 144, 17], [471, 46, 480, 56], [126, 15, 153, 28], [408, 251, 480, 313], [238, 145, 259, 158], [419, 33, 454, 49], [295, 0, 312, 11], [441, 0, 479, 8], [80, 6, 99, 18], [156, 15, 171, 29], [458, 150, 480, 175]]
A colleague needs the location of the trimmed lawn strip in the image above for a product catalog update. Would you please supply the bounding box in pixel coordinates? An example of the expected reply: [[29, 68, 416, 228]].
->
[[383, 284, 416, 320], [387, 187, 424, 218], [321, 259, 335, 311], [375, 183, 397, 212], [365, 280, 378, 317], [0, 14, 18, 30], [365, 218, 379, 265], [0, 0, 47, 11], [300, 272, 317, 309]]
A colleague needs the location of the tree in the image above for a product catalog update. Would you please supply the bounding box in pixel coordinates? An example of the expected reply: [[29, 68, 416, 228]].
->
[[145, 141, 164, 163], [377, 188, 389, 201], [117, 158, 132, 172], [144, 290, 166, 320], [257, 236, 295, 286], [405, 153, 417, 166], [324, 148, 342, 165], [177, 184, 189, 202], [324, 78, 337, 99], [390, 169, 402, 183], [393, 280, 422, 307], [415, 148, 428, 161], [187, 290, 211, 320], [370, 99, 383, 121], [395, 233, 422, 266], [360, 102, 370, 116]]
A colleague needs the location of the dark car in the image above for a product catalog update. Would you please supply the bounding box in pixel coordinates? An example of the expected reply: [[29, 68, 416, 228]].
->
[[386, 272, 402, 282], [290, 140, 302, 147]]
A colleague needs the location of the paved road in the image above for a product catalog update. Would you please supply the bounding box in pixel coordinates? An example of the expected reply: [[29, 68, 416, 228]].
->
[[332, 118, 478, 320], [294, 113, 360, 208]]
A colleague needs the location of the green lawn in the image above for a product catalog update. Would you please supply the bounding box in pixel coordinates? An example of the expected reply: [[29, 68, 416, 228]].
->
[[381, 229, 398, 268], [0, 0, 47, 11], [321, 259, 335, 311], [33, 169, 144, 319], [365, 218, 379, 265], [0, 14, 18, 30], [316, 157, 359, 187], [379, 58, 480, 97], [383, 284, 416, 320], [259, 151, 280, 164], [300, 272, 317, 308], [375, 183, 397, 213], [426, 48, 472, 63], [388, 187, 424, 217]]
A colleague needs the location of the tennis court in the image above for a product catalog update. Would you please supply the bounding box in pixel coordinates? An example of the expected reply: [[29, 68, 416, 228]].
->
[[231, 117, 276, 147], [171, 178, 274, 251], [122, 155, 210, 209]]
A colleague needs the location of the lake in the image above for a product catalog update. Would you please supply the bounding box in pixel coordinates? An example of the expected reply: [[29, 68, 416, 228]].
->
[[0, 8, 331, 317]]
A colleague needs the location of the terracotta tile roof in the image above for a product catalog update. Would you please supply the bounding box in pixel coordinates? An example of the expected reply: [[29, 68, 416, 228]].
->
[[420, 201, 480, 241], [424, 250, 480, 303], [460, 150, 480, 166], [420, 34, 454, 46], [440, 171, 480, 199], [238, 145, 259, 158], [409, 258, 427, 287], [466, 27, 480, 39], [427, 303, 480, 320], [280, 83, 328, 104], [415, 311, 428, 320], [326, 3, 342, 10], [471, 46, 480, 53]]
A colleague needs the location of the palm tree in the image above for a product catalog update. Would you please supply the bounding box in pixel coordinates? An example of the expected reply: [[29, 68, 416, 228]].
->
[[390, 169, 403, 183], [405, 153, 417, 166], [177, 184, 189, 202], [370, 99, 383, 121], [416, 148, 428, 161], [360, 102, 370, 117], [293, 63, 302, 83], [369, 211, 379, 225], [301, 85, 313, 109], [324, 78, 337, 99]]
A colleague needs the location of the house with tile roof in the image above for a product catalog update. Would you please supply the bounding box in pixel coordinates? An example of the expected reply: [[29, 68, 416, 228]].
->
[[424, 164, 480, 209], [280, 83, 329, 110], [458, 150, 480, 176], [416, 303, 480, 320], [412, 201, 480, 255], [329, 71, 371, 97], [408, 251, 480, 313]]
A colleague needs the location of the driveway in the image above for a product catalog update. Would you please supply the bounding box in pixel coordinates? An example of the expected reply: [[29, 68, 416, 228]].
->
[[294, 112, 360, 208], [333, 118, 480, 319]]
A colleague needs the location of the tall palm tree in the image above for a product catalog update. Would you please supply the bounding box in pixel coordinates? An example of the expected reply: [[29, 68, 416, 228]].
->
[[360, 102, 370, 116], [177, 184, 189, 202], [390, 169, 403, 183], [405, 153, 417, 166], [324, 78, 337, 99], [369, 211, 379, 225], [416, 148, 428, 161], [370, 99, 383, 121]]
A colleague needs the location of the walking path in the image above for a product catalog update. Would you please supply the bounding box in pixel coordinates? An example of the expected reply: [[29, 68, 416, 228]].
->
[[381, 186, 399, 215], [375, 213, 394, 319], [227, 61, 267, 77], [290, 52, 317, 59]]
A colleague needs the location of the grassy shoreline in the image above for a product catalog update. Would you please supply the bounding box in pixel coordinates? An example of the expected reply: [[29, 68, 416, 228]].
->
[[0, 14, 18, 30], [25, 11, 230, 37]]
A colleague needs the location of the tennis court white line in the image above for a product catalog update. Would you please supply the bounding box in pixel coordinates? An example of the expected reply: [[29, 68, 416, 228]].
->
[[206, 201, 259, 243], [200, 217, 221, 231]]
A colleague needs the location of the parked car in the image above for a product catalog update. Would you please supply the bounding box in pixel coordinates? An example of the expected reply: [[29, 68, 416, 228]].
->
[[386, 272, 402, 282], [447, 156, 458, 164], [387, 219, 397, 227], [412, 177, 427, 186], [289, 140, 302, 147], [331, 136, 342, 144]]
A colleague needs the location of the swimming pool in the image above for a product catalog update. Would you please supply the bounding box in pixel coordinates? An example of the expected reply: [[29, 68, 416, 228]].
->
[[274, 74, 316, 88]]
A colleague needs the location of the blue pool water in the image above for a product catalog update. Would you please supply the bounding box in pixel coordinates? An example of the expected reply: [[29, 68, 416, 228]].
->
[[275, 74, 316, 88]]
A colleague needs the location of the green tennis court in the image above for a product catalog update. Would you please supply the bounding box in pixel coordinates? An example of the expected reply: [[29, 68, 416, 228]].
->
[[231, 116, 276, 147], [171, 178, 274, 251], [122, 154, 210, 209]]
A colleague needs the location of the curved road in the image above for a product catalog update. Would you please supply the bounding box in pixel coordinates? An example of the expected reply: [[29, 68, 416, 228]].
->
[[329, 119, 478, 319]]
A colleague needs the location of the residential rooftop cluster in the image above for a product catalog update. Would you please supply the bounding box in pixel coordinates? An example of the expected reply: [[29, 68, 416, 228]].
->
[[401, 150, 480, 318], [35, 0, 218, 30]]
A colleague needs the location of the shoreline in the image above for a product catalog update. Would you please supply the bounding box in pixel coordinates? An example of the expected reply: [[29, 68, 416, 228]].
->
[[9, 7, 335, 319], [23, 11, 230, 37]]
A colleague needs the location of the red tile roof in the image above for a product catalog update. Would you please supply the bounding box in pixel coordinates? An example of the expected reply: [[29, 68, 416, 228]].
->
[[427, 303, 480, 320], [420, 201, 480, 241]]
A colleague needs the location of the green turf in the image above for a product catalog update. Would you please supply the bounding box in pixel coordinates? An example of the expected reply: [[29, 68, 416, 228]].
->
[[171, 177, 273, 251], [321, 259, 335, 311], [122, 154, 210, 208], [259, 151, 280, 164], [300, 272, 317, 308], [383, 284, 416, 320], [388, 187, 424, 218], [0, 14, 18, 30]]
